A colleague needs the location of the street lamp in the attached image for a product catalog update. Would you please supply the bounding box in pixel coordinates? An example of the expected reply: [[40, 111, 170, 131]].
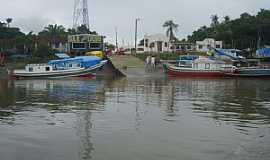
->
[[134, 18, 140, 55]]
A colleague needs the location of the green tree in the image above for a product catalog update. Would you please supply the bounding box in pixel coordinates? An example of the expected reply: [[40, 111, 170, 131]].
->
[[224, 16, 230, 23], [39, 24, 67, 46], [67, 25, 97, 35], [163, 20, 179, 41], [211, 15, 219, 27], [34, 43, 53, 58], [67, 28, 77, 35], [40, 24, 66, 37], [76, 25, 91, 34], [105, 42, 115, 50], [188, 9, 270, 50]]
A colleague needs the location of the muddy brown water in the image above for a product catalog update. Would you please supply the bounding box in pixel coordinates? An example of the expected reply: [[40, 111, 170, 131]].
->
[[0, 76, 270, 160]]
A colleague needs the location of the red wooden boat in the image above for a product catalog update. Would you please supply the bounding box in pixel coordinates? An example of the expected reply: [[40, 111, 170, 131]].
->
[[164, 56, 234, 77]]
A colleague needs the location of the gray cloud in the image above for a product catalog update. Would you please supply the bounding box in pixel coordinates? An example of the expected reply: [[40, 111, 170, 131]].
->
[[12, 17, 55, 34], [0, 0, 269, 43]]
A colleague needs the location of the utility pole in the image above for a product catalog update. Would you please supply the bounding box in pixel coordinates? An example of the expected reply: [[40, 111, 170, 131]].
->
[[257, 26, 262, 50], [134, 18, 140, 55], [115, 27, 118, 51]]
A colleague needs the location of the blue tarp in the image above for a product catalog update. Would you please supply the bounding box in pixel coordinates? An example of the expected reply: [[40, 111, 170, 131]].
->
[[214, 49, 238, 60], [48, 56, 101, 68], [256, 48, 270, 57]]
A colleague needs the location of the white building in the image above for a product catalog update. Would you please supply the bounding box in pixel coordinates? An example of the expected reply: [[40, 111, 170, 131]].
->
[[144, 34, 171, 53], [196, 38, 223, 52]]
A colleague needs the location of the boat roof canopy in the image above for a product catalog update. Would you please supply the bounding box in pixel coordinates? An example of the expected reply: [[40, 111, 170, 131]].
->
[[55, 53, 70, 59], [48, 56, 101, 64], [256, 48, 270, 57], [178, 55, 198, 61]]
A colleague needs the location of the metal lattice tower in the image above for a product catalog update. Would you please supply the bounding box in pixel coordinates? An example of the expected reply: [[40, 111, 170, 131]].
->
[[73, 0, 90, 30]]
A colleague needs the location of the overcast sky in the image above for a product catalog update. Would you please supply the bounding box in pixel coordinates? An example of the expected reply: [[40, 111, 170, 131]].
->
[[0, 0, 269, 44]]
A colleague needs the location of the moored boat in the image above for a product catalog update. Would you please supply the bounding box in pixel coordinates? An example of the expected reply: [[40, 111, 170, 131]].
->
[[225, 67, 270, 77], [210, 48, 270, 77], [164, 56, 234, 77], [10, 56, 107, 79]]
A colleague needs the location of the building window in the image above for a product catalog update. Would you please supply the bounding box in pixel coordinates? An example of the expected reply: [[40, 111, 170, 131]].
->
[[54, 42, 60, 48], [72, 43, 86, 49], [145, 39, 149, 47], [199, 45, 203, 49], [187, 45, 191, 49], [216, 45, 221, 48], [90, 43, 101, 49], [150, 43, 155, 48], [164, 42, 168, 47], [205, 63, 210, 69]]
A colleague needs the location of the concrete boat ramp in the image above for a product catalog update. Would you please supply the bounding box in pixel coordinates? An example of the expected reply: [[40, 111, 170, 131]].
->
[[108, 55, 164, 78]]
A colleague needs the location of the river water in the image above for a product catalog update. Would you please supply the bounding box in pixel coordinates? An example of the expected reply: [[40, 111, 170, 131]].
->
[[0, 76, 270, 160]]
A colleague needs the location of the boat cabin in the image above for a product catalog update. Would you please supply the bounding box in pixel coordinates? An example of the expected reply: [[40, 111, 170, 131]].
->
[[178, 55, 198, 68], [193, 57, 233, 71], [25, 64, 53, 73], [178, 56, 233, 71]]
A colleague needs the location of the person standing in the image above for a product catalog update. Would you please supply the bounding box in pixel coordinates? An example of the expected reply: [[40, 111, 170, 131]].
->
[[145, 56, 151, 67], [151, 56, 156, 69]]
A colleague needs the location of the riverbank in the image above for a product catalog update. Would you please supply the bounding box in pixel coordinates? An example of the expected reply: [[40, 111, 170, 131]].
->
[[108, 55, 164, 78]]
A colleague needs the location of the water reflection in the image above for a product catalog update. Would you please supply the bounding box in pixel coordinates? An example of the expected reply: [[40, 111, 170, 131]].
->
[[11, 79, 106, 110], [76, 111, 94, 160], [171, 79, 270, 125], [0, 79, 106, 160]]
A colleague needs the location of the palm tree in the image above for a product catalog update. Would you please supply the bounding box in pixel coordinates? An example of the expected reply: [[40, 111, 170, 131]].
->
[[224, 16, 230, 23], [43, 24, 66, 36], [39, 24, 67, 47], [163, 20, 179, 42], [5, 18, 12, 28], [211, 15, 219, 27]]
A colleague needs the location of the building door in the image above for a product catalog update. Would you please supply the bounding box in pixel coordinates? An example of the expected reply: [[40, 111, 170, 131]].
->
[[157, 41, 163, 52]]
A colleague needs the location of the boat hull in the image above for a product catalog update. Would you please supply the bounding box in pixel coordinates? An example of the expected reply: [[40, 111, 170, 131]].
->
[[226, 68, 270, 77], [12, 60, 107, 79], [164, 64, 227, 77]]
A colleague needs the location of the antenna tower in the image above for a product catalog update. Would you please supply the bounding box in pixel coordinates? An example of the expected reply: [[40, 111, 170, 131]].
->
[[73, 0, 90, 29]]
